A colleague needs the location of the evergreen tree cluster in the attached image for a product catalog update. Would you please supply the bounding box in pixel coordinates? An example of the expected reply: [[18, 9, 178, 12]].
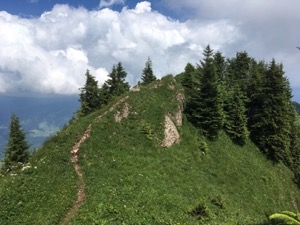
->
[[79, 58, 157, 116], [183, 45, 300, 183], [79, 62, 130, 116]]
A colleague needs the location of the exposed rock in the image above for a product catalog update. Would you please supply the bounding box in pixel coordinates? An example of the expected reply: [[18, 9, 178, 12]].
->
[[94, 96, 129, 122], [172, 92, 185, 126], [150, 80, 163, 89], [131, 85, 140, 92], [176, 91, 185, 102], [168, 83, 175, 90], [161, 115, 180, 148], [114, 102, 130, 122]]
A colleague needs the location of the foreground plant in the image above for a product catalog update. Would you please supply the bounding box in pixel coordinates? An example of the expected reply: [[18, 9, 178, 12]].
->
[[269, 211, 300, 224]]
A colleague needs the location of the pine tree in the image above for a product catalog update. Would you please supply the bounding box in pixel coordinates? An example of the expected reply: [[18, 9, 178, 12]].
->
[[2, 114, 29, 173], [228, 51, 252, 91], [289, 109, 300, 174], [141, 57, 157, 85], [187, 45, 223, 140], [106, 62, 130, 96], [79, 70, 101, 116], [99, 82, 111, 106], [247, 60, 267, 129], [213, 51, 227, 81], [181, 63, 196, 97], [223, 86, 248, 145], [249, 59, 292, 161]]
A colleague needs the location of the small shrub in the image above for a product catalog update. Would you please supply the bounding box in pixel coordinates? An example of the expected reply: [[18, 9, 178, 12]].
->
[[140, 121, 155, 140], [198, 139, 209, 154], [189, 203, 210, 220], [211, 195, 225, 209]]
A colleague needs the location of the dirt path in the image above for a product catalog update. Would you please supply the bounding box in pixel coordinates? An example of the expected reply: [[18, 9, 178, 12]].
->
[[60, 124, 91, 225], [60, 96, 129, 225]]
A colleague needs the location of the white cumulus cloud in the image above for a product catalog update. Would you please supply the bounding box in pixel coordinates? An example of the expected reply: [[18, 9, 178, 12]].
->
[[162, 0, 300, 92], [0, 2, 241, 94], [134, 1, 152, 14]]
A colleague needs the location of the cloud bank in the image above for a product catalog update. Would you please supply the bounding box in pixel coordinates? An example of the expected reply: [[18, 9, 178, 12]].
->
[[162, 0, 300, 89], [1, 1, 299, 95]]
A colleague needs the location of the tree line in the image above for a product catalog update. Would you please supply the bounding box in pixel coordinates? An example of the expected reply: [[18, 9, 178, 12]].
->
[[182, 45, 300, 185], [2, 47, 300, 187], [79, 57, 157, 116]]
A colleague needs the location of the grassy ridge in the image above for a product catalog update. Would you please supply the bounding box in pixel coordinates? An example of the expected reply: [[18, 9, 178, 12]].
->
[[0, 76, 300, 224], [69, 77, 300, 224]]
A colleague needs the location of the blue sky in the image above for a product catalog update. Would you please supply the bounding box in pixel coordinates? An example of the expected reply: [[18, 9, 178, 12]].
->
[[0, 0, 170, 18], [1, 0, 104, 16], [0, 0, 300, 100]]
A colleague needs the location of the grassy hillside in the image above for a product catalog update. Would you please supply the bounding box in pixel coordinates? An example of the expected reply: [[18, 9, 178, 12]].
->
[[1, 76, 300, 224]]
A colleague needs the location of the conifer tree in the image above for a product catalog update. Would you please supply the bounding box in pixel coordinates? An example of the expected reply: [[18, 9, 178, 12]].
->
[[223, 86, 248, 145], [213, 51, 227, 81], [181, 63, 196, 97], [187, 45, 223, 140], [289, 109, 300, 174], [249, 59, 292, 161], [2, 114, 29, 173], [228, 52, 252, 88], [106, 62, 130, 96], [247, 60, 267, 128], [79, 69, 101, 116], [98, 82, 111, 106], [141, 57, 157, 85]]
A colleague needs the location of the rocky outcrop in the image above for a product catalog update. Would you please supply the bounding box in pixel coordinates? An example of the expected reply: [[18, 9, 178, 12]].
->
[[161, 115, 180, 148], [172, 92, 185, 127], [114, 102, 130, 123], [131, 85, 140, 92]]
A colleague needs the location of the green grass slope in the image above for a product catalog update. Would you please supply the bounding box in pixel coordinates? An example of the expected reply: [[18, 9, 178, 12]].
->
[[0, 113, 93, 224], [1, 76, 300, 224]]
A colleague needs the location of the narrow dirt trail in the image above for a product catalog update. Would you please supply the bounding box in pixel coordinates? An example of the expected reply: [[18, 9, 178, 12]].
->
[[60, 124, 91, 225], [60, 96, 129, 225]]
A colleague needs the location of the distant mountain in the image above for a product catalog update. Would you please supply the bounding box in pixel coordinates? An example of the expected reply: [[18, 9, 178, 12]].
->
[[0, 94, 80, 158]]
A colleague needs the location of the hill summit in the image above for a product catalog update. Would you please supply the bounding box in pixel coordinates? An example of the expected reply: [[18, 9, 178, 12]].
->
[[1, 76, 300, 224]]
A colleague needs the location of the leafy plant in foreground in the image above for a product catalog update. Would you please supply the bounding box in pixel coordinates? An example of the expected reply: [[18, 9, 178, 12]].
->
[[269, 211, 300, 224]]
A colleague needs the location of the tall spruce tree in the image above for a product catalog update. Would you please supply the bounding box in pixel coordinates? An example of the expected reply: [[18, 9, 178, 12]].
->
[[213, 51, 227, 82], [79, 69, 101, 116], [247, 60, 267, 126], [187, 45, 223, 139], [106, 62, 130, 96], [249, 59, 292, 161], [228, 52, 251, 87], [181, 62, 196, 97], [98, 82, 111, 106], [2, 114, 29, 173], [290, 111, 300, 185], [223, 86, 248, 145], [141, 57, 157, 85]]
